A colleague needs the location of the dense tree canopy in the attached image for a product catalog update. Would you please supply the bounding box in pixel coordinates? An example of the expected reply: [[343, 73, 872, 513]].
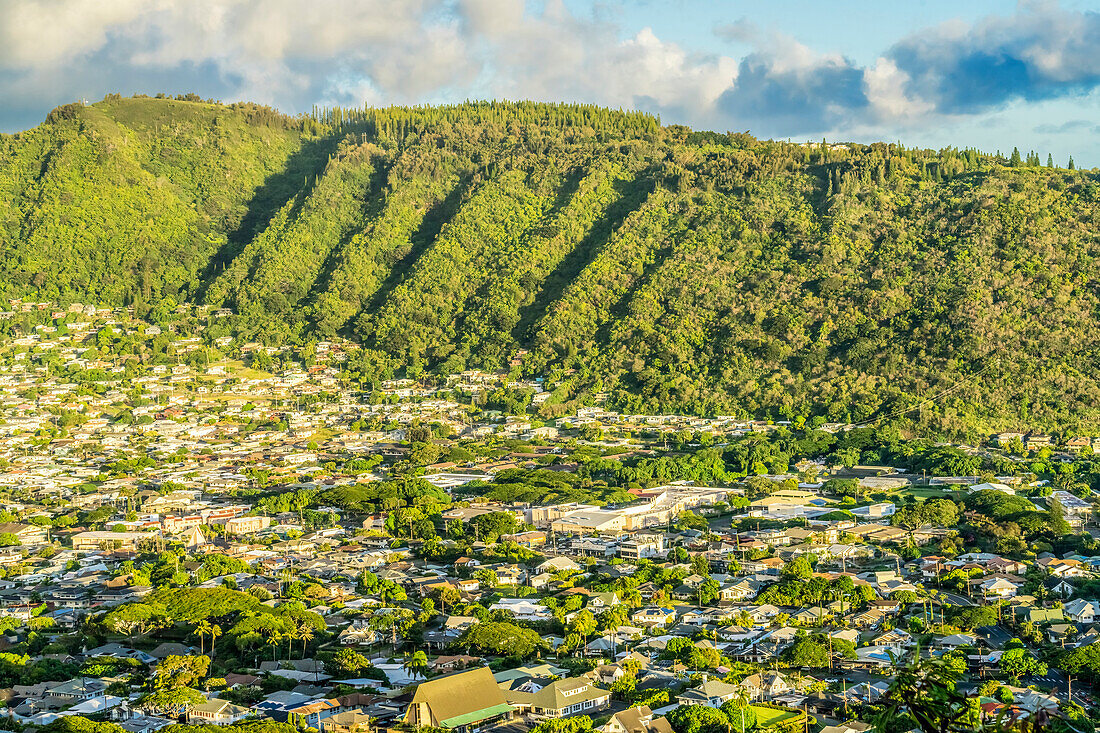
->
[[5, 96, 1100, 431]]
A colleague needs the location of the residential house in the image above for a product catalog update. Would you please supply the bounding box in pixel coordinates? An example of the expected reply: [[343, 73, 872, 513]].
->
[[738, 672, 791, 702], [632, 607, 676, 627], [678, 679, 741, 707], [1014, 607, 1064, 626], [47, 678, 109, 702], [537, 557, 581, 575], [323, 711, 372, 733], [0, 523, 48, 546], [979, 575, 1024, 599], [720, 580, 758, 603], [288, 698, 341, 729], [506, 677, 611, 719], [431, 655, 482, 673], [187, 698, 251, 725], [1045, 577, 1076, 599], [488, 598, 551, 621], [72, 531, 151, 552], [1045, 559, 1089, 578], [604, 706, 673, 733], [1063, 599, 1099, 623]]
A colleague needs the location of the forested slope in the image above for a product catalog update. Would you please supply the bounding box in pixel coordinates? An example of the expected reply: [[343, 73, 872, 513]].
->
[[3, 96, 1100, 433]]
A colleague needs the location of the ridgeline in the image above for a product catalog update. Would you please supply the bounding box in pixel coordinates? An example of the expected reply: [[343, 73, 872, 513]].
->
[[2, 95, 1099, 434]]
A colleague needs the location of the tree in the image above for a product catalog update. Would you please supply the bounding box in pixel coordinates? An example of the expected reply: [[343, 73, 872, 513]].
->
[[697, 578, 721, 607], [153, 654, 210, 689], [998, 647, 1046, 682], [195, 620, 211, 655], [782, 556, 813, 580], [530, 716, 594, 733], [1009, 147, 1022, 166], [569, 610, 597, 650], [457, 622, 546, 658], [266, 632, 282, 662], [474, 568, 499, 589], [208, 623, 222, 659], [874, 655, 980, 733], [720, 693, 757, 733], [922, 499, 959, 528], [297, 622, 314, 659], [1048, 495, 1071, 536], [432, 586, 462, 616], [610, 676, 636, 700], [781, 637, 829, 668], [744, 476, 775, 499], [666, 705, 730, 733], [138, 686, 205, 717], [403, 650, 429, 680], [104, 602, 169, 644], [369, 609, 414, 651], [329, 648, 373, 677]]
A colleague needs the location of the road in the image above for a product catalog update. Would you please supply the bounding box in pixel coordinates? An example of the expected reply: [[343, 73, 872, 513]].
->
[[975, 624, 1013, 649], [1025, 667, 1094, 706], [938, 591, 977, 607]]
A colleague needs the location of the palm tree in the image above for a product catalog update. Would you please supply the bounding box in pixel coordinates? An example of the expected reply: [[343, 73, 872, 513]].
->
[[266, 632, 282, 662], [208, 624, 222, 661], [195, 620, 211, 655], [570, 611, 597, 656], [298, 623, 315, 659], [731, 688, 752, 733], [286, 627, 303, 661], [403, 650, 429, 680]]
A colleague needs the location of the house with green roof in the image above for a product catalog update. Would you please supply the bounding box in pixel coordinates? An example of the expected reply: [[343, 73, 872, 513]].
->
[[404, 667, 514, 731]]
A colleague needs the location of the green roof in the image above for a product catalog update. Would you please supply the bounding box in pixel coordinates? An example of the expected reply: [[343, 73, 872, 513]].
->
[[441, 703, 515, 728]]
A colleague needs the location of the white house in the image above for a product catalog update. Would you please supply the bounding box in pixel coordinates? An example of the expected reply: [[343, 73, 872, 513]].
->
[[488, 597, 552, 621], [1063, 599, 1099, 623]]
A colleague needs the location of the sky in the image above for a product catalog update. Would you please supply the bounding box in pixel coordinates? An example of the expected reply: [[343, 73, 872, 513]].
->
[[3, 0, 1100, 165]]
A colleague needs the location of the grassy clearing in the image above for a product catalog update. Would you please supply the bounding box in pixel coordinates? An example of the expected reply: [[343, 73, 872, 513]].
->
[[750, 706, 801, 727]]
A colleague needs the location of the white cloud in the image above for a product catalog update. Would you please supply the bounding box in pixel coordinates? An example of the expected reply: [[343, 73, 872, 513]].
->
[[2, 0, 1100, 156], [863, 57, 933, 122], [0, 0, 148, 67]]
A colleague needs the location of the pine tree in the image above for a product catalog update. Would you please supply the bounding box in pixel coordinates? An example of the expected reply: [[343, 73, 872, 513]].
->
[[1009, 147, 1022, 166], [1047, 153, 1054, 168], [1068, 156, 1075, 170]]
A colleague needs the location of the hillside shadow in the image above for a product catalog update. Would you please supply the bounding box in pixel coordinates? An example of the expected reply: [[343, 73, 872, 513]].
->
[[513, 173, 654, 344], [591, 235, 677, 348], [449, 166, 587, 348], [303, 158, 395, 309], [198, 135, 341, 298], [348, 174, 477, 332]]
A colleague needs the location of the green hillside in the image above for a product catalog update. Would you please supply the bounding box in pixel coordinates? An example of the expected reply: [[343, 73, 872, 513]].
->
[[3, 95, 1100, 434]]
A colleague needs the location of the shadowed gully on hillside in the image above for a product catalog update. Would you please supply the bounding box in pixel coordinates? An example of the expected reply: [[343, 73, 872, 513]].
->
[[2, 97, 1100, 433]]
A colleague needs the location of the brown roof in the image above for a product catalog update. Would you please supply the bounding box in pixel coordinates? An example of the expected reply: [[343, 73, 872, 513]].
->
[[611, 707, 675, 733], [406, 666, 509, 726]]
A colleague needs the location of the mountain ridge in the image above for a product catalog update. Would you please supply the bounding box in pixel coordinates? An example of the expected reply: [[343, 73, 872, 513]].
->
[[1, 95, 1099, 435]]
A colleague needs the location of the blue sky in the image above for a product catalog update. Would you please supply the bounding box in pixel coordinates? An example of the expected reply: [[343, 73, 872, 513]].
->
[[2, 0, 1100, 165]]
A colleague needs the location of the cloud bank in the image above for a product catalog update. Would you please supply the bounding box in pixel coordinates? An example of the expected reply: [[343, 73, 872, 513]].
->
[[2, 0, 1100, 143]]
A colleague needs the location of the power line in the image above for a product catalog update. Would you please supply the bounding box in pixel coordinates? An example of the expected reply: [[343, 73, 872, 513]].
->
[[849, 358, 1000, 429]]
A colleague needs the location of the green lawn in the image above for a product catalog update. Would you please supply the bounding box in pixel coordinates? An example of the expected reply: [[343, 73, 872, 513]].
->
[[750, 706, 801, 727]]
